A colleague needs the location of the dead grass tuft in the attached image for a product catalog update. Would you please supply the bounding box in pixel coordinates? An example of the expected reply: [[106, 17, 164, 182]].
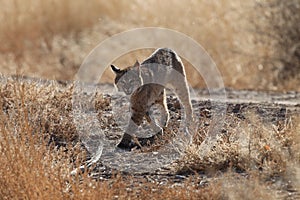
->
[[180, 113, 299, 171], [176, 111, 300, 199]]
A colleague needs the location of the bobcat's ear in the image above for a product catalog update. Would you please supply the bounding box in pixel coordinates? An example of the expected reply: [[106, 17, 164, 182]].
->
[[133, 60, 140, 68], [111, 65, 121, 74]]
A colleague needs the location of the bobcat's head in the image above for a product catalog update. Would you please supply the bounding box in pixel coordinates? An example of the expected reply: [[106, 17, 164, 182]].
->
[[111, 61, 142, 95]]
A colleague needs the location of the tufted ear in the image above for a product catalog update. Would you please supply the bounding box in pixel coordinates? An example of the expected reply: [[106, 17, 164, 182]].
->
[[111, 65, 121, 74], [132, 60, 141, 75], [133, 60, 140, 68]]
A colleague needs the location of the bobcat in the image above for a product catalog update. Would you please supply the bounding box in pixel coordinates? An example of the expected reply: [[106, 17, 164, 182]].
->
[[111, 48, 193, 150]]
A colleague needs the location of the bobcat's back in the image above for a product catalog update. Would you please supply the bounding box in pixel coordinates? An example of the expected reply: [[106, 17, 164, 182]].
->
[[142, 48, 184, 74]]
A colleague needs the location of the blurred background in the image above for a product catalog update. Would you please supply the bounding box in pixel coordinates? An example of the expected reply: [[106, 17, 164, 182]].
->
[[0, 0, 299, 91]]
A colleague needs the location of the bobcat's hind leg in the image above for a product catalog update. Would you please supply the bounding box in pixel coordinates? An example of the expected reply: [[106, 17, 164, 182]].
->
[[172, 81, 193, 122], [169, 71, 194, 134]]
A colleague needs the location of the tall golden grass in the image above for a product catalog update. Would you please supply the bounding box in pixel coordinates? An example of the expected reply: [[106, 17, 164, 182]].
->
[[0, 0, 113, 53], [0, 0, 298, 91]]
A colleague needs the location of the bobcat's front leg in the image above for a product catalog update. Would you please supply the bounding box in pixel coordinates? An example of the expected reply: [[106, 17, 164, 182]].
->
[[117, 107, 145, 149]]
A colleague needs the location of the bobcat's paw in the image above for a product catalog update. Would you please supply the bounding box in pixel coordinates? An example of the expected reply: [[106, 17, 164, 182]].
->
[[117, 133, 140, 151], [117, 141, 138, 151]]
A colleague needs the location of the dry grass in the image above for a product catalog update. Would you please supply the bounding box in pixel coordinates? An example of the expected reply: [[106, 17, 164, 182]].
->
[[177, 112, 300, 199], [0, 0, 298, 91], [0, 0, 117, 53], [0, 78, 299, 199], [180, 113, 300, 172], [0, 78, 221, 199]]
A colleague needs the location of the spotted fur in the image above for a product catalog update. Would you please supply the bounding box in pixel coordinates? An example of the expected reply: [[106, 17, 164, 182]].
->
[[111, 48, 193, 149]]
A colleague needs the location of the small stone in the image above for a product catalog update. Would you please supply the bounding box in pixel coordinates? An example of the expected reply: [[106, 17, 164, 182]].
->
[[204, 122, 210, 126]]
